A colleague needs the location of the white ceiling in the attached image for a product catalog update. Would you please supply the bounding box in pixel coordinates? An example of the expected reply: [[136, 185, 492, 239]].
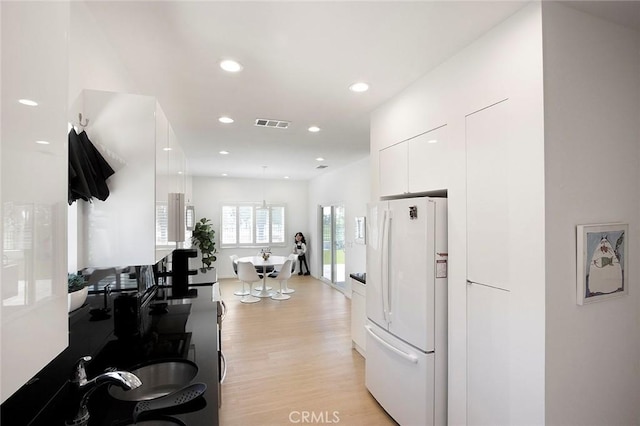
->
[[82, 1, 638, 181]]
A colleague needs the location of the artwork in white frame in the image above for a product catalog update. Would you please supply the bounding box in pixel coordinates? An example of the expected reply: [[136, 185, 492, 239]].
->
[[355, 217, 366, 245], [576, 223, 628, 305]]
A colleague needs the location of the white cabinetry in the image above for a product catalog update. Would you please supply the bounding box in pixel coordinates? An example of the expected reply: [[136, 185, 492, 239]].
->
[[466, 100, 510, 291], [379, 125, 448, 197], [408, 126, 449, 194], [379, 142, 407, 197], [350, 278, 366, 356], [1, 1, 70, 403], [78, 90, 185, 268], [467, 282, 510, 426]]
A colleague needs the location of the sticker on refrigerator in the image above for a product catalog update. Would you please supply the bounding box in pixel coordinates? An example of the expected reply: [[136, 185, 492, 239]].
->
[[436, 252, 448, 278]]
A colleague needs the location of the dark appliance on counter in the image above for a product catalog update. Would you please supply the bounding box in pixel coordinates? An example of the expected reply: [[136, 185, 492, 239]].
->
[[168, 248, 198, 297], [113, 265, 157, 338]]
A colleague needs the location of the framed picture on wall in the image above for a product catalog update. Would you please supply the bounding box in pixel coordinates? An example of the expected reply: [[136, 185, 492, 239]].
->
[[576, 223, 628, 305], [355, 217, 366, 245]]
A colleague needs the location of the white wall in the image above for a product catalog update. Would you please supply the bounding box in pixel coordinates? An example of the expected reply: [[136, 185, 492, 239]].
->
[[191, 176, 309, 278], [371, 3, 545, 424], [308, 157, 370, 292], [69, 1, 139, 105], [542, 3, 640, 425]]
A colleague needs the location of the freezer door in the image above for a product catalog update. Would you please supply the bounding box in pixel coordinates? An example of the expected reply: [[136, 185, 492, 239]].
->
[[365, 321, 436, 426], [366, 202, 389, 330], [388, 197, 436, 352]]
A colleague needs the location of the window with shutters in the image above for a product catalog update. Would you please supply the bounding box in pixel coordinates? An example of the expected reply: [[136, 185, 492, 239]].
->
[[221, 204, 286, 247]]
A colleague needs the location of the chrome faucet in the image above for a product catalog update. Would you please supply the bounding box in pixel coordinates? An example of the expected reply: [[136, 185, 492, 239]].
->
[[65, 356, 142, 426]]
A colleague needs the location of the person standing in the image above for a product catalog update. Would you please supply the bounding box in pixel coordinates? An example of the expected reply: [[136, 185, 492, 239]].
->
[[293, 232, 310, 276]]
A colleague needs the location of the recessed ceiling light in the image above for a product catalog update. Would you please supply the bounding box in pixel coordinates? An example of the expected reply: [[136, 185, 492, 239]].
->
[[222, 173, 228, 177], [219, 116, 234, 124], [349, 82, 369, 93], [219, 150, 229, 155], [220, 59, 243, 73], [163, 147, 172, 151], [308, 126, 320, 133], [35, 140, 50, 145], [284, 176, 290, 179], [178, 171, 183, 175], [19, 99, 38, 106], [316, 157, 325, 162]]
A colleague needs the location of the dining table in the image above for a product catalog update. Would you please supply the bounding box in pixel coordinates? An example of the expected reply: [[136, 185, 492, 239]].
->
[[236, 255, 287, 298]]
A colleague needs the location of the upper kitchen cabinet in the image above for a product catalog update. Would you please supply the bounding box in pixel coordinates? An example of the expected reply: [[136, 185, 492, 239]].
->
[[465, 95, 544, 293], [76, 90, 186, 268], [379, 125, 449, 197], [379, 142, 408, 197], [408, 126, 449, 194], [1, 1, 70, 403], [466, 100, 511, 290]]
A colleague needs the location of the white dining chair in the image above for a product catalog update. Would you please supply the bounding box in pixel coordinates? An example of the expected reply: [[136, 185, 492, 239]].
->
[[236, 261, 261, 304], [271, 259, 293, 301], [230, 255, 249, 296], [280, 253, 298, 294]]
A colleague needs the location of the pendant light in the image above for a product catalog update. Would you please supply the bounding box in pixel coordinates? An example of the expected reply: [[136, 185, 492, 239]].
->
[[258, 165, 268, 210]]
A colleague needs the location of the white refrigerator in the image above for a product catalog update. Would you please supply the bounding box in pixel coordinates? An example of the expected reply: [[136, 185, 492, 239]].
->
[[365, 197, 448, 426]]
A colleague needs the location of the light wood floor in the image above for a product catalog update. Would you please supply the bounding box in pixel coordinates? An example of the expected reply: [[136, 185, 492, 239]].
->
[[218, 275, 398, 426]]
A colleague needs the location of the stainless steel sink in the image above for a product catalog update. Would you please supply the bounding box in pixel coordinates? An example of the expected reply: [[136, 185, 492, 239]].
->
[[108, 359, 198, 401]]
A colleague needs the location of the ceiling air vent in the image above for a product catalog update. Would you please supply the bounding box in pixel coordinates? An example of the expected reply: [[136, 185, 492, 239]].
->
[[316, 165, 328, 169], [255, 118, 290, 129]]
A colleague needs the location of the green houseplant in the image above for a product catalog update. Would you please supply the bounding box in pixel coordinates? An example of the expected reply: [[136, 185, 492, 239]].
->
[[191, 217, 217, 273], [67, 273, 89, 313], [67, 273, 87, 293]]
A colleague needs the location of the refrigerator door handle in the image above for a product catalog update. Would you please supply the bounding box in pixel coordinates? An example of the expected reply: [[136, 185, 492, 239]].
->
[[365, 325, 418, 364], [380, 210, 389, 324], [220, 350, 227, 383], [381, 210, 391, 324], [220, 299, 227, 322]]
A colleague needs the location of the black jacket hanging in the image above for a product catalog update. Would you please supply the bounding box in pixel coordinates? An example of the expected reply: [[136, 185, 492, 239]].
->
[[78, 130, 115, 201], [68, 128, 92, 204], [68, 128, 115, 204]]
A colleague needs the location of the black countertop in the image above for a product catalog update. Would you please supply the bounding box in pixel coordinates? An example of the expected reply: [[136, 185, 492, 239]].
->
[[17, 285, 219, 426], [349, 273, 366, 284]]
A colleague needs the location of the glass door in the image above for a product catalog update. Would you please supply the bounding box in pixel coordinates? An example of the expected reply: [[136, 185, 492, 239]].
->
[[321, 204, 346, 289]]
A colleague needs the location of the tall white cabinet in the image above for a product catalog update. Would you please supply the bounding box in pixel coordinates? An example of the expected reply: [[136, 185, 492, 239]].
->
[[464, 99, 514, 425], [1, 1, 70, 403]]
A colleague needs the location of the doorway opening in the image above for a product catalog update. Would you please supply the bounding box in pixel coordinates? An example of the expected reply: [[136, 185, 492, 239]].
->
[[319, 204, 346, 290]]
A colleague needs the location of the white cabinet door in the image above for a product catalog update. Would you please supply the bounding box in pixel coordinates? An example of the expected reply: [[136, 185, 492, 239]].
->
[[83, 91, 157, 267], [466, 100, 510, 290], [379, 142, 408, 197], [350, 279, 366, 356], [1, 1, 69, 403], [408, 125, 449, 193], [467, 282, 510, 426]]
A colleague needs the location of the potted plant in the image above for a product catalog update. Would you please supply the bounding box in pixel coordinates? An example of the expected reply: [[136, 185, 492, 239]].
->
[[68, 272, 89, 313], [191, 217, 217, 273]]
